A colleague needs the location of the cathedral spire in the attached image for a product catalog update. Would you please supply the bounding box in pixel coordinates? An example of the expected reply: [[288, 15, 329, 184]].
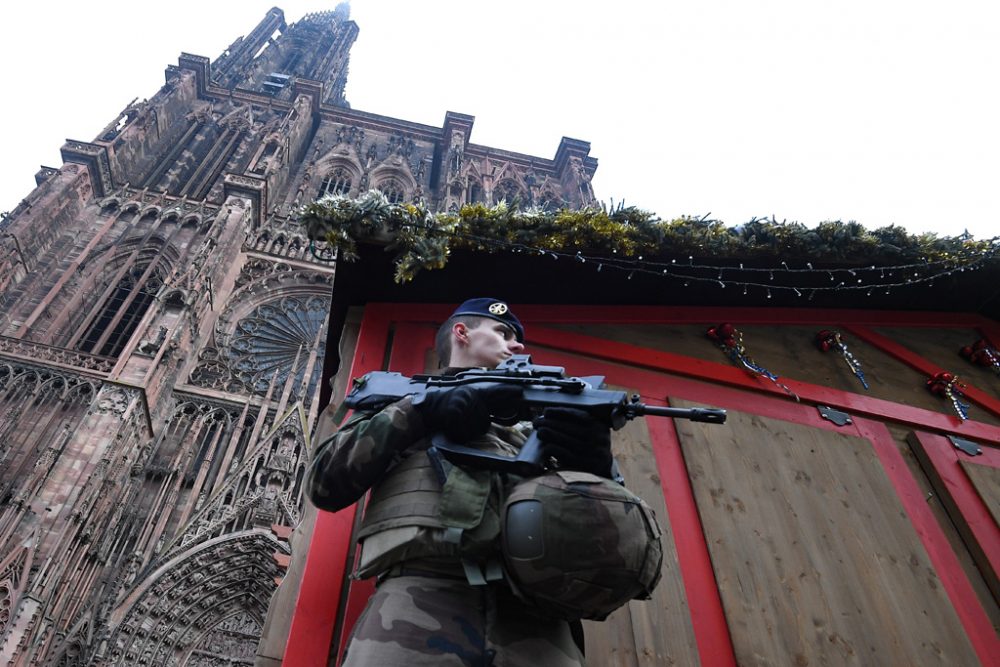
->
[[209, 4, 358, 107]]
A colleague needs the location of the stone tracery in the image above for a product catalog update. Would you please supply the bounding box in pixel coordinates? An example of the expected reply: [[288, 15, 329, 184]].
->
[[228, 294, 327, 397], [190, 270, 332, 406], [106, 532, 287, 667]]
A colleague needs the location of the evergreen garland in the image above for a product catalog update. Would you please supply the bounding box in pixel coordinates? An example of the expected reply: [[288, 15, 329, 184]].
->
[[299, 190, 998, 283]]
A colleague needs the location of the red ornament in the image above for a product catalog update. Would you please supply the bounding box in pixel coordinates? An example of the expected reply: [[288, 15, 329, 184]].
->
[[927, 371, 958, 396], [959, 338, 999, 369], [815, 329, 839, 352], [707, 323, 799, 400], [706, 323, 738, 348]]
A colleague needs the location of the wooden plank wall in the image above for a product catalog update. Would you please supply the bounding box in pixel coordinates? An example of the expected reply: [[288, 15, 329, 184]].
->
[[673, 398, 981, 666], [582, 413, 701, 666], [885, 425, 1000, 629], [960, 460, 1000, 526], [877, 326, 1000, 417], [909, 431, 1000, 608]]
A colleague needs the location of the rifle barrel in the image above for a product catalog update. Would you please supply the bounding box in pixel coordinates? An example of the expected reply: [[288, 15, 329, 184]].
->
[[638, 404, 728, 424]]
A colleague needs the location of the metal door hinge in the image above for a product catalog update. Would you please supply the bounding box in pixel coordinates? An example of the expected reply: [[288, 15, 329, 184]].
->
[[818, 406, 852, 427], [948, 435, 982, 456]]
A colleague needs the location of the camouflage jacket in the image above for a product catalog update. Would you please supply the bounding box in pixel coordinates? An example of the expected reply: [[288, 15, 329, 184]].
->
[[307, 396, 427, 513], [307, 391, 528, 513], [307, 389, 529, 577]]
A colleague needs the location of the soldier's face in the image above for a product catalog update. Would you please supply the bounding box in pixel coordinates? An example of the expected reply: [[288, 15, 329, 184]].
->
[[462, 321, 525, 368]]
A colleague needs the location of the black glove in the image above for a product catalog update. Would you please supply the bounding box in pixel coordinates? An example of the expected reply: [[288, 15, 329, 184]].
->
[[533, 407, 614, 478], [415, 383, 523, 442]]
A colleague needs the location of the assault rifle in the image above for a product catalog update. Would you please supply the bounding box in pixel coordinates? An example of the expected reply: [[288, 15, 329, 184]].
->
[[344, 355, 726, 479]]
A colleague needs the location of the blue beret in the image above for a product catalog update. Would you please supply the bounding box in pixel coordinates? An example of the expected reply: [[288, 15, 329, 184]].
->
[[450, 297, 524, 342]]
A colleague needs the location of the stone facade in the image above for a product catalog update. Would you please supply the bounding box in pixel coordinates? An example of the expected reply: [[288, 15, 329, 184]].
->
[[0, 5, 597, 666]]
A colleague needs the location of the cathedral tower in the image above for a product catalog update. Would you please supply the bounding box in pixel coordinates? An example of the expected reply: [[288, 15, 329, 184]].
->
[[0, 5, 597, 665]]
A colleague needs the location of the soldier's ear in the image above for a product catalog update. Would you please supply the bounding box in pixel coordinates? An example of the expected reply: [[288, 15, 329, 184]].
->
[[452, 322, 469, 346]]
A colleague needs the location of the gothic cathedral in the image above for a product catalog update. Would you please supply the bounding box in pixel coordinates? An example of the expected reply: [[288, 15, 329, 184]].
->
[[0, 5, 596, 665]]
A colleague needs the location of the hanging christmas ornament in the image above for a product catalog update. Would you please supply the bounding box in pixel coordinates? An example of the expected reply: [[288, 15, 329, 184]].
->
[[707, 323, 800, 400], [926, 371, 970, 420], [815, 329, 869, 390], [959, 338, 1000, 375]]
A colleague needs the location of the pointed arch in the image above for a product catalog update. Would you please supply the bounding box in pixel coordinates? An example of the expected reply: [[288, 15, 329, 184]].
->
[[370, 164, 417, 204], [466, 176, 485, 204], [536, 185, 566, 211], [0, 541, 33, 642], [163, 403, 308, 558], [73, 235, 180, 357], [312, 151, 363, 200], [493, 177, 524, 204], [106, 530, 288, 666], [318, 165, 354, 197]]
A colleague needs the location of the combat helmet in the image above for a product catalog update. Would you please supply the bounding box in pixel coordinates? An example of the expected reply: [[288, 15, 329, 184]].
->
[[501, 470, 663, 620]]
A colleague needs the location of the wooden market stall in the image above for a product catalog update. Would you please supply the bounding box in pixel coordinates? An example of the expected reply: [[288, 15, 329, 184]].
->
[[281, 231, 1000, 666]]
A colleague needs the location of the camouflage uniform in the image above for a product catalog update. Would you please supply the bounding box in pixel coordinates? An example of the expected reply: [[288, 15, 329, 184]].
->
[[308, 389, 586, 667]]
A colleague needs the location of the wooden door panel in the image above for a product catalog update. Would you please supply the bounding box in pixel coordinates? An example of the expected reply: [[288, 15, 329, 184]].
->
[[961, 459, 1000, 525], [909, 431, 1000, 603], [673, 398, 981, 666], [582, 415, 700, 667], [530, 339, 998, 665]]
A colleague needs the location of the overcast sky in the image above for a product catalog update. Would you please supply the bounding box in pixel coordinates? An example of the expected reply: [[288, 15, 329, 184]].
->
[[2, 1, 997, 239]]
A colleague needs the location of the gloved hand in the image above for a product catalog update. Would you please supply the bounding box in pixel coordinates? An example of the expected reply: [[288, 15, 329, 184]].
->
[[533, 407, 614, 478], [415, 383, 523, 442]]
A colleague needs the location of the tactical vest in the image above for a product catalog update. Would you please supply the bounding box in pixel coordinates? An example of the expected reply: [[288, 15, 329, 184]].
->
[[351, 425, 663, 621], [353, 425, 526, 580]]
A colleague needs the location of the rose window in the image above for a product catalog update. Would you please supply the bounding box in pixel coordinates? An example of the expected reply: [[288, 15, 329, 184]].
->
[[228, 295, 328, 398]]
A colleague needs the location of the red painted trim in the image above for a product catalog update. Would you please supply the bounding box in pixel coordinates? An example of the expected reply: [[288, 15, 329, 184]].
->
[[286, 307, 393, 667], [525, 324, 1000, 443], [909, 431, 1000, 591], [335, 569, 373, 667], [846, 325, 1000, 420], [332, 324, 439, 662], [645, 411, 737, 666], [388, 322, 437, 373], [527, 347, 863, 436], [853, 422, 1000, 664], [978, 324, 1000, 351], [287, 510, 356, 666]]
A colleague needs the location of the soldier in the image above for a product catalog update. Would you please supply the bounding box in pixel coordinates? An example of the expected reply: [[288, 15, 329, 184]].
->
[[307, 298, 630, 666]]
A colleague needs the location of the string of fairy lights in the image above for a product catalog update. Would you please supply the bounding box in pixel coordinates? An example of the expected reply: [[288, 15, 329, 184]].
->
[[300, 194, 999, 295], [308, 223, 997, 298], [554, 248, 995, 299]]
